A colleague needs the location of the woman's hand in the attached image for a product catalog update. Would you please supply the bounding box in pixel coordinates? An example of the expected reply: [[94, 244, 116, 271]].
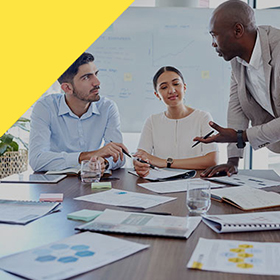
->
[[133, 156, 151, 177], [134, 149, 166, 168]]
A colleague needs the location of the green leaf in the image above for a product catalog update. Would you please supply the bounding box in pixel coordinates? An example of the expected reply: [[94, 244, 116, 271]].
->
[[0, 134, 14, 144], [9, 141, 19, 151], [0, 143, 8, 156]]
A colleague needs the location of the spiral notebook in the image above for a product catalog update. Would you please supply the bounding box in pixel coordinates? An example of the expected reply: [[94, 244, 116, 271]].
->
[[0, 199, 60, 225], [202, 211, 280, 233]]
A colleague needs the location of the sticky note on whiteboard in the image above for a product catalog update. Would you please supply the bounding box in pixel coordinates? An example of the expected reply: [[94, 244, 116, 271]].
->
[[201, 71, 210, 79], [124, 73, 132, 81]]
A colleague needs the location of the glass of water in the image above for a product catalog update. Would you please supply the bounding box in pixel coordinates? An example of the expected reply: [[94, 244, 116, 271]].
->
[[80, 159, 101, 183], [186, 180, 211, 216]]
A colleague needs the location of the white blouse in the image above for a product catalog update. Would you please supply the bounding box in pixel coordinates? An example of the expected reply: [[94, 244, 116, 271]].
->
[[138, 110, 218, 159]]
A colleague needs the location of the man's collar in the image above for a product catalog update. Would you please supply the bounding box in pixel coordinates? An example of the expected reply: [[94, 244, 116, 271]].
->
[[58, 95, 100, 117], [237, 30, 261, 69]]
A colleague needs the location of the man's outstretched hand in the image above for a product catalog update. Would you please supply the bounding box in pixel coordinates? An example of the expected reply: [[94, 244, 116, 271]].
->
[[193, 121, 238, 144]]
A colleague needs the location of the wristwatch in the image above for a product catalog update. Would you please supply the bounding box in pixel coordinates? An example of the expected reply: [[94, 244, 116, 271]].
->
[[104, 159, 110, 170], [236, 130, 246, 149], [166, 158, 173, 168]]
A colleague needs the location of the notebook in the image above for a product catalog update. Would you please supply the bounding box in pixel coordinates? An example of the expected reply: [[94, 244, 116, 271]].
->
[[0, 199, 60, 225], [46, 168, 112, 178], [210, 186, 280, 211], [0, 173, 66, 184], [76, 209, 201, 239], [128, 168, 196, 181], [46, 167, 80, 175], [202, 211, 280, 233]]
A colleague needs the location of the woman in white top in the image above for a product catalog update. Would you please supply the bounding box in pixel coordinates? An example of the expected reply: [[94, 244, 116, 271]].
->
[[133, 66, 219, 177]]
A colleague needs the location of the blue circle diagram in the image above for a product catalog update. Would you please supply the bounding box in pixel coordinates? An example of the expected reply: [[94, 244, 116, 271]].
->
[[75, 251, 95, 257], [50, 244, 69, 250], [71, 245, 90, 251], [36, 255, 56, 262], [58, 256, 78, 263]]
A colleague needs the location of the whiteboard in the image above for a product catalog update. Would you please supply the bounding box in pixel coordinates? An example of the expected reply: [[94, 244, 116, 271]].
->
[[87, 8, 280, 132]]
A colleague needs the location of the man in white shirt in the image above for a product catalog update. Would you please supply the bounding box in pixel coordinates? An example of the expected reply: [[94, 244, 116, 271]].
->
[[193, 0, 280, 177]]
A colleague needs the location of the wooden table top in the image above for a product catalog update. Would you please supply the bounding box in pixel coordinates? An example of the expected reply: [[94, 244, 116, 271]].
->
[[0, 168, 280, 280]]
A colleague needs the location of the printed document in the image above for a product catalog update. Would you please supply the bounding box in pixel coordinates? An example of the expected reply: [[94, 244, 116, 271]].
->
[[0, 232, 149, 280], [77, 209, 201, 238], [138, 178, 223, 194], [128, 169, 195, 181], [74, 188, 176, 209], [0, 200, 60, 225], [188, 238, 280, 276], [207, 174, 280, 188]]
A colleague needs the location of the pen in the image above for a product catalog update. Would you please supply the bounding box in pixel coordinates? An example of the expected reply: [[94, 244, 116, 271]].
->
[[192, 130, 214, 148], [136, 158, 158, 170], [122, 148, 132, 158], [126, 210, 171, 216], [109, 141, 133, 158]]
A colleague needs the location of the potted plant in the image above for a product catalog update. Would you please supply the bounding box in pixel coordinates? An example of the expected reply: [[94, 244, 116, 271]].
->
[[0, 117, 30, 178]]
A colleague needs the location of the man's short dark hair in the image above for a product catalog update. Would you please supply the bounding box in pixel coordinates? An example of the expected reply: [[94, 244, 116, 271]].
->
[[58, 52, 94, 84]]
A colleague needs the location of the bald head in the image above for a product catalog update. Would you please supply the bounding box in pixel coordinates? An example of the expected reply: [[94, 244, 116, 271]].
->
[[209, 0, 257, 62], [211, 0, 256, 33]]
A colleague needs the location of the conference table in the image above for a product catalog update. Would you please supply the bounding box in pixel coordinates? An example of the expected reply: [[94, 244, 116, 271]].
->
[[1, 168, 280, 280]]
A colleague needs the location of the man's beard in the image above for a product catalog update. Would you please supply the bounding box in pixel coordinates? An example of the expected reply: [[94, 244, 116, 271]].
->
[[73, 85, 100, 102]]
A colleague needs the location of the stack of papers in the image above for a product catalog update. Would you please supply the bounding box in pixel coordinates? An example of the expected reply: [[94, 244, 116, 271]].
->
[[77, 209, 201, 239]]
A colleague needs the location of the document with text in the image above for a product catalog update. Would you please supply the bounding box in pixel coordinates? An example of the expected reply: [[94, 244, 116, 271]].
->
[[74, 188, 176, 209], [0, 232, 149, 280], [77, 209, 201, 238], [188, 238, 280, 276], [138, 178, 223, 194]]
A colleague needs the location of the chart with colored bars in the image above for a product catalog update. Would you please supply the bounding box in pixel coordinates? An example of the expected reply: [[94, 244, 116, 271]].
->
[[187, 238, 280, 276]]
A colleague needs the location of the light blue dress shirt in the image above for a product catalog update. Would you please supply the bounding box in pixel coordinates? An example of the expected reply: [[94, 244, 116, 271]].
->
[[29, 94, 125, 171]]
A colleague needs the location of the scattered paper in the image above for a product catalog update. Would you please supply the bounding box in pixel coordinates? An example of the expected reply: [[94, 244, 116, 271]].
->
[[188, 238, 280, 276], [138, 178, 223, 194], [74, 188, 176, 209], [207, 174, 280, 188], [0, 232, 149, 280], [128, 169, 195, 181], [77, 209, 201, 238]]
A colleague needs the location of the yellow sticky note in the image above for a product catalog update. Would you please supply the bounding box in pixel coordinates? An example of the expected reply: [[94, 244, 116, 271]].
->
[[124, 73, 132, 81], [191, 262, 203, 269], [91, 182, 112, 189], [201, 71, 210, 79]]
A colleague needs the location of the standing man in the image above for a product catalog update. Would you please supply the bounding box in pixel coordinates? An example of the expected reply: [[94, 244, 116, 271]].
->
[[29, 52, 128, 173], [193, 0, 280, 177]]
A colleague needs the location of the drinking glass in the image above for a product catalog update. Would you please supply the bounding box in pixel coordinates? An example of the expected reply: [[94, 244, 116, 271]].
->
[[186, 180, 211, 215], [80, 160, 101, 183]]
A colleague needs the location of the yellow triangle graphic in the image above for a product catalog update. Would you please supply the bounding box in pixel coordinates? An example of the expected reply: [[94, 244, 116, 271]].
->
[[0, 0, 134, 136]]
